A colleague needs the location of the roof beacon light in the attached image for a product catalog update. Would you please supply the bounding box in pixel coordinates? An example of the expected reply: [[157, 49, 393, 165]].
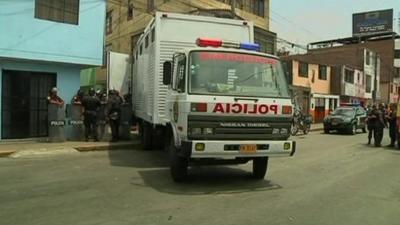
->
[[196, 38, 222, 47], [240, 42, 261, 51]]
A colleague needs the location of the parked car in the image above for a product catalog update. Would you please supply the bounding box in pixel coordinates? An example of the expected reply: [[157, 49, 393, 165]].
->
[[323, 106, 367, 135]]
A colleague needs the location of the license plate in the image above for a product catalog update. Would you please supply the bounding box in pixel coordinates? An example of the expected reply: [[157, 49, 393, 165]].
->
[[240, 144, 257, 153]]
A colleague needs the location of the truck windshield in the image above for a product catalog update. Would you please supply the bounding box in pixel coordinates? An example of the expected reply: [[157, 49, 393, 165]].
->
[[189, 51, 289, 98]]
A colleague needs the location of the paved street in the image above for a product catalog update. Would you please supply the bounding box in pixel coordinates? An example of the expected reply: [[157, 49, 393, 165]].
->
[[1, 131, 400, 225]]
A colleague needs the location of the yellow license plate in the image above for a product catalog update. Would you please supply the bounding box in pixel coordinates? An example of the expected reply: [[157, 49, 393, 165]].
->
[[240, 144, 257, 153]]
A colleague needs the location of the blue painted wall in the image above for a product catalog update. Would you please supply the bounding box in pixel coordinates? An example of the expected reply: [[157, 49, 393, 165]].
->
[[0, 59, 81, 139], [0, 0, 106, 66]]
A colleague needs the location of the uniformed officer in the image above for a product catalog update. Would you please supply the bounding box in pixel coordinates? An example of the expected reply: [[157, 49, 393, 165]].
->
[[97, 92, 108, 141], [72, 89, 85, 105], [82, 88, 101, 142], [386, 103, 397, 147], [107, 90, 122, 142], [47, 87, 64, 107], [372, 103, 386, 147], [366, 105, 377, 145]]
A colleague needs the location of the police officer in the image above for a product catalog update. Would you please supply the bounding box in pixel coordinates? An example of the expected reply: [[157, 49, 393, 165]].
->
[[366, 105, 377, 145], [386, 103, 397, 147], [107, 90, 122, 142], [372, 103, 386, 147], [72, 89, 85, 105], [82, 88, 101, 142], [47, 87, 64, 107], [97, 92, 108, 141]]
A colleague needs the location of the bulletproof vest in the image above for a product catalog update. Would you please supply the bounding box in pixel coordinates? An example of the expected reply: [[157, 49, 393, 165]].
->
[[82, 95, 100, 111]]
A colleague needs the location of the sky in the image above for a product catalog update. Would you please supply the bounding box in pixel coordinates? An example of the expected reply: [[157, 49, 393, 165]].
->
[[270, 0, 400, 48]]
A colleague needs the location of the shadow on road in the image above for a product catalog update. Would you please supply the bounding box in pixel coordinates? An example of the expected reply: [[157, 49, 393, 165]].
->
[[134, 166, 281, 195], [107, 149, 169, 168]]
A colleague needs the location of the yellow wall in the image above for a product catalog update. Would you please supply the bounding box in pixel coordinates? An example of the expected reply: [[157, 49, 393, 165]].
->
[[292, 60, 331, 95]]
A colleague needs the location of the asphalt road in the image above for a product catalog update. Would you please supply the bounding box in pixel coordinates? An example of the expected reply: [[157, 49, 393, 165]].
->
[[1, 130, 399, 225]]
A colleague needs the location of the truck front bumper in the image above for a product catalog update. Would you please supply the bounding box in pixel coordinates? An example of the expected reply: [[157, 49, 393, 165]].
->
[[180, 140, 296, 159]]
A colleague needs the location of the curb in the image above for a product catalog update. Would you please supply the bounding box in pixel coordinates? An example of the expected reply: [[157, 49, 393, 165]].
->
[[74, 141, 141, 152], [0, 150, 16, 158]]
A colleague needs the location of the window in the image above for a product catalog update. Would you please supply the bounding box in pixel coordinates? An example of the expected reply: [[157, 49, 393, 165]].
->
[[106, 11, 112, 34], [344, 69, 354, 83], [395, 67, 400, 78], [395, 50, 400, 59], [366, 75, 372, 93], [151, 28, 155, 42], [147, 0, 155, 12], [35, 0, 80, 25], [174, 55, 186, 92], [131, 34, 140, 56], [318, 65, 327, 80], [299, 62, 308, 78], [145, 35, 149, 48], [127, 0, 133, 20], [366, 50, 370, 65]]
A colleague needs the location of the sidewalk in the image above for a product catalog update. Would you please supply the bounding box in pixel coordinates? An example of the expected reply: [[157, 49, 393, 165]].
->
[[310, 123, 324, 132], [0, 137, 141, 158]]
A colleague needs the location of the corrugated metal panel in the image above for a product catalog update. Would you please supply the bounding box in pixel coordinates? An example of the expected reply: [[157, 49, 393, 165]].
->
[[156, 40, 196, 121]]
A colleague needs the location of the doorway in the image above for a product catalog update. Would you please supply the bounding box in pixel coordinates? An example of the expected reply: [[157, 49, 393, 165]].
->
[[2, 70, 56, 139]]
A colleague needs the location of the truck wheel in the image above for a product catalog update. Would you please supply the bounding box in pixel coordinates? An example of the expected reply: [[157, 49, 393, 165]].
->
[[169, 139, 188, 182], [252, 157, 269, 179], [142, 122, 153, 150]]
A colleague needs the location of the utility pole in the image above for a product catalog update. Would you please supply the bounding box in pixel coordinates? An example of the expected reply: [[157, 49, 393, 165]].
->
[[373, 52, 379, 104], [230, 0, 236, 18]]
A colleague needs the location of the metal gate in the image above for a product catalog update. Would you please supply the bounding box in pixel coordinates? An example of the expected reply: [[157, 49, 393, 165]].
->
[[2, 70, 56, 139]]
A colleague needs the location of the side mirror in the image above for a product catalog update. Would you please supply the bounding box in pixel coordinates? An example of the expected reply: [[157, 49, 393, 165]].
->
[[163, 61, 172, 85]]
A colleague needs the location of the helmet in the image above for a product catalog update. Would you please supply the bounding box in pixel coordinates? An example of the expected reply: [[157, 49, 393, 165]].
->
[[89, 87, 95, 96], [51, 87, 58, 93], [77, 89, 84, 97]]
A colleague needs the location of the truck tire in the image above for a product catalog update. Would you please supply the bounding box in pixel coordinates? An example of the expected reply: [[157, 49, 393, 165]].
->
[[169, 139, 188, 182], [252, 157, 268, 179], [141, 122, 153, 150]]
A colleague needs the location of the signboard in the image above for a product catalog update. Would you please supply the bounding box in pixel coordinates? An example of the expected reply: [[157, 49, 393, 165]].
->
[[107, 51, 131, 96], [353, 9, 393, 36]]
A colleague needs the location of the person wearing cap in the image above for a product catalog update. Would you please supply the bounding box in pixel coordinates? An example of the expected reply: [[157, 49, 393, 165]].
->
[[82, 88, 101, 142], [47, 87, 64, 107]]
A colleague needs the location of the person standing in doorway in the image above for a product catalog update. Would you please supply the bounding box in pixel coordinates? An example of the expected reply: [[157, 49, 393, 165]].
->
[[82, 88, 101, 142], [107, 90, 122, 142], [47, 87, 64, 107], [386, 103, 397, 147]]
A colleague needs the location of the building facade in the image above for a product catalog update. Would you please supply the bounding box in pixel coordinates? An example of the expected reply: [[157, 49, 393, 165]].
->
[[100, 0, 275, 87], [309, 33, 399, 103], [0, 0, 106, 139], [331, 66, 367, 104], [282, 58, 339, 123]]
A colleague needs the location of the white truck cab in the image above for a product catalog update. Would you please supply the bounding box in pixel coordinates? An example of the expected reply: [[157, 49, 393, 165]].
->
[[132, 12, 295, 182]]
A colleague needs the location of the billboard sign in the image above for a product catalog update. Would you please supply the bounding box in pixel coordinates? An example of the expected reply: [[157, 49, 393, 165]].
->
[[353, 9, 393, 36]]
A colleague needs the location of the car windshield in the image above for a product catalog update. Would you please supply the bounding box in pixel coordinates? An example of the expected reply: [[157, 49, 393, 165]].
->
[[189, 51, 289, 98], [332, 108, 355, 116]]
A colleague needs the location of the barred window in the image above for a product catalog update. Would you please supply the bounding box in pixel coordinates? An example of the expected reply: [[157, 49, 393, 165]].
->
[[35, 0, 80, 25]]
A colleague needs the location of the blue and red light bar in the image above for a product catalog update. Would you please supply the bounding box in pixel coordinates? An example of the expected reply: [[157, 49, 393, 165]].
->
[[196, 38, 260, 52]]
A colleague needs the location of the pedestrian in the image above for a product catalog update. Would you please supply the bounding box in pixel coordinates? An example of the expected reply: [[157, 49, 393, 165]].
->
[[366, 105, 377, 145], [386, 103, 397, 147], [107, 89, 122, 142], [47, 87, 64, 107], [373, 103, 386, 147], [82, 88, 101, 142]]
